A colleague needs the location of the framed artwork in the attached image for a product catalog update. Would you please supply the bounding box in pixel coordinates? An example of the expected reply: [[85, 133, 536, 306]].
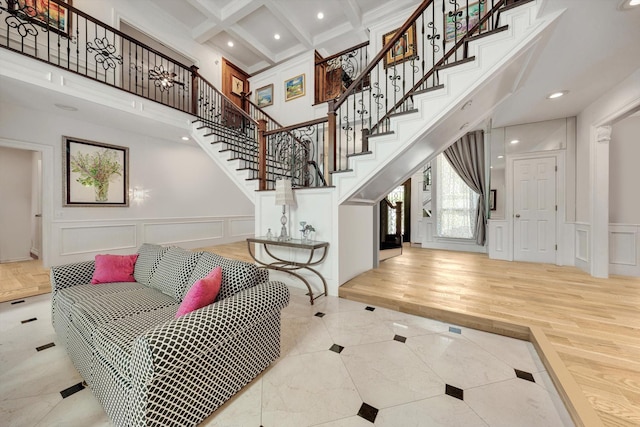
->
[[255, 84, 273, 107], [489, 189, 496, 211], [382, 23, 417, 68], [231, 75, 244, 96], [444, 1, 486, 43], [284, 73, 305, 101], [11, 0, 72, 37], [63, 136, 129, 207]]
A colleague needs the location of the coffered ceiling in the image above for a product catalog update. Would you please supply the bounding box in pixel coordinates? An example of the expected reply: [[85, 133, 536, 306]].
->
[[151, 0, 421, 74]]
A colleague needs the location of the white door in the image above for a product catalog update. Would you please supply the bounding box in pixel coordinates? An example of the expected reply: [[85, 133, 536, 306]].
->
[[513, 157, 556, 263]]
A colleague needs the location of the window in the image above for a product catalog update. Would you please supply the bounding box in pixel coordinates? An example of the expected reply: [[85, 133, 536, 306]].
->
[[436, 155, 478, 239]]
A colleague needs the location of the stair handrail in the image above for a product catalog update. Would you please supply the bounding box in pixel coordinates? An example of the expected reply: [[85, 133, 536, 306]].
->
[[328, 0, 432, 115], [368, 0, 509, 134], [192, 70, 258, 126]]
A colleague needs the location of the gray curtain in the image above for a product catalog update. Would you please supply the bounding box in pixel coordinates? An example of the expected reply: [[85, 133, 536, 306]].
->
[[443, 130, 486, 245]]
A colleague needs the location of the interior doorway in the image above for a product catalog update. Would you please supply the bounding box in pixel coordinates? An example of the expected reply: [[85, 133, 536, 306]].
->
[[0, 146, 42, 264], [511, 155, 557, 263]]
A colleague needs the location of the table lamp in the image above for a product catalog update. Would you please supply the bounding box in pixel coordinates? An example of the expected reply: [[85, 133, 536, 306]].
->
[[275, 178, 295, 241]]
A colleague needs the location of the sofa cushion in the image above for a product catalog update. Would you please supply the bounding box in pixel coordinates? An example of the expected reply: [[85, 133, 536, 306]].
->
[[70, 288, 178, 343], [91, 254, 138, 284], [56, 282, 147, 322], [183, 251, 260, 301], [93, 304, 179, 380], [148, 247, 202, 300], [176, 267, 222, 318], [134, 243, 169, 286]]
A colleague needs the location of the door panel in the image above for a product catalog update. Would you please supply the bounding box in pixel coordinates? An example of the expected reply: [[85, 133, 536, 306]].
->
[[513, 157, 556, 263]]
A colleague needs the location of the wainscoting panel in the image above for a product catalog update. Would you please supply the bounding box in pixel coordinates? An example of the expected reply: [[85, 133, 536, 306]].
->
[[50, 216, 254, 266], [488, 220, 510, 260], [574, 223, 590, 273], [144, 220, 224, 245], [609, 224, 639, 276], [60, 224, 137, 256], [229, 218, 255, 237]]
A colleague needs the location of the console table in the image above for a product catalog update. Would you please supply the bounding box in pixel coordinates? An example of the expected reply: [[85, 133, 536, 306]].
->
[[246, 237, 329, 305]]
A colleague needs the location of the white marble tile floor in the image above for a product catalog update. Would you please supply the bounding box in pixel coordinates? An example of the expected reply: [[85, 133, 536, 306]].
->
[[0, 287, 574, 426]]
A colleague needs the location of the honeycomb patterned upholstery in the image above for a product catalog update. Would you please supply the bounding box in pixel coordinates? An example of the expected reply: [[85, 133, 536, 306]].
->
[[50, 244, 290, 427]]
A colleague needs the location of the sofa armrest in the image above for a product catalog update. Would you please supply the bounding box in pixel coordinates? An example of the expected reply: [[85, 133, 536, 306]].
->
[[50, 260, 96, 292], [132, 281, 290, 377]]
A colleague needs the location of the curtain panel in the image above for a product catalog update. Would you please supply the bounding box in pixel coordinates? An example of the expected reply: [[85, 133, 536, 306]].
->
[[443, 130, 486, 245]]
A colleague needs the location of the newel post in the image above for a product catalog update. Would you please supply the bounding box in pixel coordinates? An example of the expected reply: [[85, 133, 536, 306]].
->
[[326, 99, 337, 186], [190, 65, 199, 116], [258, 119, 268, 191]]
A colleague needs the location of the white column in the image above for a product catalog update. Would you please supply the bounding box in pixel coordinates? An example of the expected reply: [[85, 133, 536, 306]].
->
[[591, 125, 611, 278]]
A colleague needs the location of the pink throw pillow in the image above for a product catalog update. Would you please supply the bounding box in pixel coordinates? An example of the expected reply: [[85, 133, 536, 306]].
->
[[91, 254, 139, 284], [175, 266, 222, 318]]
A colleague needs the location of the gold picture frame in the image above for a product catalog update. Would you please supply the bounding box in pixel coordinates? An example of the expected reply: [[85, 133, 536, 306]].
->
[[382, 23, 417, 68], [284, 74, 305, 101], [231, 75, 244, 96], [11, 0, 72, 37], [255, 84, 273, 107]]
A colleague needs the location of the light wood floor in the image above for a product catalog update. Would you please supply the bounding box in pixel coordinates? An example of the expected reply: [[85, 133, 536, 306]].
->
[[0, 259, 51, 303], [340, 244, 640, 427]]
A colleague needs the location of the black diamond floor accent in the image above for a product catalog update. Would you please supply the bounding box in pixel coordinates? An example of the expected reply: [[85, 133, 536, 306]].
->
[[36, 342, 56, 352], [314, 312, 325, 318], [515, 369, 536, 382], [394, 334, 407, 343], [445, 384, 464, 400], [60, 382, 85, 399], [11, 300, 25, 305], [357, 402, 379, 423], [21, 317, 37, 324], [365, 306, 375, 311], [329, 344, 344, 354]]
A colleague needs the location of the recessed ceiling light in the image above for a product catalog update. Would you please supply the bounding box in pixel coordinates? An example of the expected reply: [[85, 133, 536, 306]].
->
[[490, 166, 493, 169], [620, 0, 640, 8], [54, 103, 78, 111], [547, 90, 568, 99], [227, 41, 234, 47], [274, 33, 280, 40], [497, 155, 504, 159], [510, 139, 519, 144], [317, 12, 324, 19], [181, 136, 189, 141], [630, 0, 640, 5]]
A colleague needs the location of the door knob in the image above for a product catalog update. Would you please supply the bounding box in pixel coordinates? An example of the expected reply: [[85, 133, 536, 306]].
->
[[515, 214, 520, 218]]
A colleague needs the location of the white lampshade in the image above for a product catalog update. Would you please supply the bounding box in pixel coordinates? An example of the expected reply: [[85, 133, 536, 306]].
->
[[275, 179, 296, 206]]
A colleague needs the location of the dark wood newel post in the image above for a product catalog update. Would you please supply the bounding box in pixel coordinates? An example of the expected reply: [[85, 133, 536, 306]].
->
[[190, 65, 199, 115], [326, 99, 337, 186], [258, 119, 267, 191]]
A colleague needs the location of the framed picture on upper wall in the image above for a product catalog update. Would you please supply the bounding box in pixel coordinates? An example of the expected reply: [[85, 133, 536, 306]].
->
[[284, 74, 305, 101], [255, 84, 273, 107], [11, 0, 72, 37], [382, 23, 417, 68], [63, 137, 129, 207], [444, 1, 486, 42], [231, 75, 244, 96]]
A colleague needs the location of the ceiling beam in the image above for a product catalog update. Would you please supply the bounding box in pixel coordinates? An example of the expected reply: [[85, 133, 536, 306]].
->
[[263, 0, 313, 50]]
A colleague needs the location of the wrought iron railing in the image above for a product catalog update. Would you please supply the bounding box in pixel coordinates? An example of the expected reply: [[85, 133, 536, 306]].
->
[[325, 0, 509, 179], [0, 0, 193, 113], [261, 118, 328, 190], [315, 41, 369, 104]]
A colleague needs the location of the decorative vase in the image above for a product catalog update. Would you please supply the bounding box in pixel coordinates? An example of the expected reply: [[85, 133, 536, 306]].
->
[[94, 182, 109, 202]]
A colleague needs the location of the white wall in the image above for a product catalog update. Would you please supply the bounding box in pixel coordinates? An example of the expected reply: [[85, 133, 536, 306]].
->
[[338, 204, 374, 285], [249, 51, 317, 125], [0, 147, 33, 262], [576, 69, 640, 223], [610, 115, 640, 224], [0, 103, 255, 266]]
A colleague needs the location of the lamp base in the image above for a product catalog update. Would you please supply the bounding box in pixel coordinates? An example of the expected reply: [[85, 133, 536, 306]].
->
[[278, 206, 291, 241]]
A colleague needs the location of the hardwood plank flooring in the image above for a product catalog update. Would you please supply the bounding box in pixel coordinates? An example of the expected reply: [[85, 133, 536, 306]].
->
[[339, 244, 640, 427], [0, 259, 50, 303]]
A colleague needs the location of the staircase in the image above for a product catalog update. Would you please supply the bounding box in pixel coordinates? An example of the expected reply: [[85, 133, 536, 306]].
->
[[186, 0, 561, 207]]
